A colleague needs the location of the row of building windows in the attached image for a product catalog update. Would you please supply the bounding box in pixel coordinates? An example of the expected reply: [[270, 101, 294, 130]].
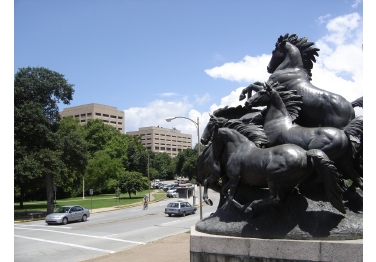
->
[[80, 119, 122, 125], [140, 134, 191, 139], [75, 112, 123, 119], [154, 147, 183, 151]]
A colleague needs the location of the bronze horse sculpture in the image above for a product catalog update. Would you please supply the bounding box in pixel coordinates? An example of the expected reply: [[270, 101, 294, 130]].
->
[[245, 81, 363, 191], [239, 33, 362, 129], [196, 107, 265, 209], [205, 118, 346, 216]]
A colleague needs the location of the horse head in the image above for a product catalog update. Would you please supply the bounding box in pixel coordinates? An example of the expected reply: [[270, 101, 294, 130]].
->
[[267, 33, 319, 78], [201, 114, 228, 145], [245, 81, 277, 108]]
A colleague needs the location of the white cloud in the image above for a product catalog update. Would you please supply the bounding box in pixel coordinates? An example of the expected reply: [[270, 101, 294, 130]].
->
[[124, 98, 192, 132], [317, 14, 331, 25], [204, 55, 271, 82], [158, 92, 179, 97], [195, 93, 210, 105], [322, 13, 361, 46]]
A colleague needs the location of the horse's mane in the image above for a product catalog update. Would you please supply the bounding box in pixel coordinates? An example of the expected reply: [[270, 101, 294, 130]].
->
[[266, 81, 303, 122], [213, 105, 261, 119], [222, 119, 268, 147], [276, 33, 320, 79]]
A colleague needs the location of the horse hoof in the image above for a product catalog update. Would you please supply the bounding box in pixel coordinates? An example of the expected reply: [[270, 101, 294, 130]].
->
[[244, 207, 252, 213], [205, 199, 213, 206]]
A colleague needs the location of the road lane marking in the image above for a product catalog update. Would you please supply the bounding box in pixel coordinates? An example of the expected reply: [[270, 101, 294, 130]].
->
[[14, 226, 145, 244], [161, 220, 181, 226], [14, 235, 116, 253]]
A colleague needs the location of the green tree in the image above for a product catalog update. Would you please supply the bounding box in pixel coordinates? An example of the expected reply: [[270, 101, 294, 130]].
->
[[14, 67, 87, 213], [119, 171, 148, 198], [85, 150, 123, 192]]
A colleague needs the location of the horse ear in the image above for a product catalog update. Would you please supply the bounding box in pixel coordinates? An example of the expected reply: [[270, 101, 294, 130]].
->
[[278, 40, 287, 48], [265, 81, 272, 92]]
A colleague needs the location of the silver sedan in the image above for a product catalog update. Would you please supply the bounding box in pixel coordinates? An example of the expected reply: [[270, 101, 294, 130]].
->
[[45, 205, 90, 225]]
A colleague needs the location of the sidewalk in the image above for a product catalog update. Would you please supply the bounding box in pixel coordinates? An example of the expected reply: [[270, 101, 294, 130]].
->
[[83, 232, 190, 262]]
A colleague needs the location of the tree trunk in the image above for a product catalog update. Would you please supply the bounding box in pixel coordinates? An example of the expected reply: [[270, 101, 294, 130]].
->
[[45, 173, 55, 214]]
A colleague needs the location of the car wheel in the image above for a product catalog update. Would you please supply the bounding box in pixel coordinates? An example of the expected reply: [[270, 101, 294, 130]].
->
[[182, 212, 186, 217], [168, 214, 171, 217], [47, 223, 52, 225], [62, 217, 68, 225], [81, 215, 87, 222], [192, 210, 196, 214]]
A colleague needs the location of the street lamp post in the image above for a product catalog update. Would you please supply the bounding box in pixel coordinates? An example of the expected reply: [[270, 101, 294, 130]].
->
[[147, 151, 151, 201], [166, 116, 203, 220]]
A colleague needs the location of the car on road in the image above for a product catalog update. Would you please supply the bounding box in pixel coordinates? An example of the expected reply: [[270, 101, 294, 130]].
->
[[45, 205, 90, 225], [165, 200, 197, 217], [166, 189, 178, 198]]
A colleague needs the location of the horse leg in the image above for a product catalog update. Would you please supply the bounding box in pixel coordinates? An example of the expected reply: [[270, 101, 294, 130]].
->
[[245, 181, 282, 215], [203, 174, 219, 206], [221, 176, 244, 211], [335, 151, 363, 192]]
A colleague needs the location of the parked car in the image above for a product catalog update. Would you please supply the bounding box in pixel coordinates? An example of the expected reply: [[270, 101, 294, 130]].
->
[[166, 189, 178, 198], [45, 205, 90, 225], [165, 201, 197, 217]]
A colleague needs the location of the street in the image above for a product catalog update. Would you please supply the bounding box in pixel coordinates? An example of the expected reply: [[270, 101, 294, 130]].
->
[[14, 188, 219, 262]]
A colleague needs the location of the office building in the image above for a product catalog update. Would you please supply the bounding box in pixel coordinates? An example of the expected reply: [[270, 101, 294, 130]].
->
[[59, 103, 124, 133], [126, 126, 192, 157]]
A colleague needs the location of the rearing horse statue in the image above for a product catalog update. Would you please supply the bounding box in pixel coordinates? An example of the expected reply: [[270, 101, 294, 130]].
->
[[246, 81, 363, 191], [239, 33, 362, 129]]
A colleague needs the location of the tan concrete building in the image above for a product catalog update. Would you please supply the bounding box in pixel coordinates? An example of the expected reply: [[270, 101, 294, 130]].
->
[[126, 126, 192, 157], [59, 103, 125, 133]]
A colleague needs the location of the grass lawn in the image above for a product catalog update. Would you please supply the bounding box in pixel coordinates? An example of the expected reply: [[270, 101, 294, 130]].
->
[[14, 189, 166, 218]]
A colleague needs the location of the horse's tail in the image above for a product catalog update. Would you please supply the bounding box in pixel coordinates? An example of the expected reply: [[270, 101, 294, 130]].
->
[[351, 96, 363, 108], [343, 116, 363, 159], [307, 149, 346, 214]]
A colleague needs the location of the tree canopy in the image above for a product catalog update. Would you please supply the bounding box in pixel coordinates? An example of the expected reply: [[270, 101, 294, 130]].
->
[[14, 67, 88, 213]]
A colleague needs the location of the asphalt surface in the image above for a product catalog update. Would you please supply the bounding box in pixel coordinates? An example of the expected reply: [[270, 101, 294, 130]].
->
[[15, 188, 196, 262]]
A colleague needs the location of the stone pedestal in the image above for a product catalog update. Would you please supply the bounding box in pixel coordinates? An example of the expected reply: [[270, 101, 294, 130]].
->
[[190, 226, 363, 262]]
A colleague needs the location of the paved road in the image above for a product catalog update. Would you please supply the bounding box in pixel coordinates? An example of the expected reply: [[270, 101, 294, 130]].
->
[[14, 188, 219, 262]]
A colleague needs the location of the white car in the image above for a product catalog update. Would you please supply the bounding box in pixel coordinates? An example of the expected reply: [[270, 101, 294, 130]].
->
[[45, 205, 90, 225], [166, 189, 178, 198]]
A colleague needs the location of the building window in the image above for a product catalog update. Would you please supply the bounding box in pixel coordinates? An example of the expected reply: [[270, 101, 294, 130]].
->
[[75, 115, 79, 118], [103, 114, 109, 117], [118, 116, 123, 119], [155, 147, 159, 150], [95, 112, 101, 116], [161, 147, 165, 150], [87, 113, 92, 116], [81, 114, 86, 117], [147, 147, 151, 150], [110, 121, 116, 124], [118, 122, 122, 125], [81, 119, 86, 122], [103, 120, 109, 123], [118, 128, 122, 130], [110, 115, 116, 118]]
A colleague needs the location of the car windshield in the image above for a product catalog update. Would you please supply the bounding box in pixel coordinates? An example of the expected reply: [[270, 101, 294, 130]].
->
[[55, 207, 71, 213], [167, 203, 179, 208]]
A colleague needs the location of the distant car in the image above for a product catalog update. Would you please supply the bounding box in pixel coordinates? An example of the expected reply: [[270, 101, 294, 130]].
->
[[45, 205, 90, 225], [166, 189, 178, 198], [165, 201, 197, 217]]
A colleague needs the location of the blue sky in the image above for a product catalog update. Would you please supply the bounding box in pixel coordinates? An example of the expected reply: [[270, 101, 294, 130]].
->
[[13, 0, 364, 147]]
